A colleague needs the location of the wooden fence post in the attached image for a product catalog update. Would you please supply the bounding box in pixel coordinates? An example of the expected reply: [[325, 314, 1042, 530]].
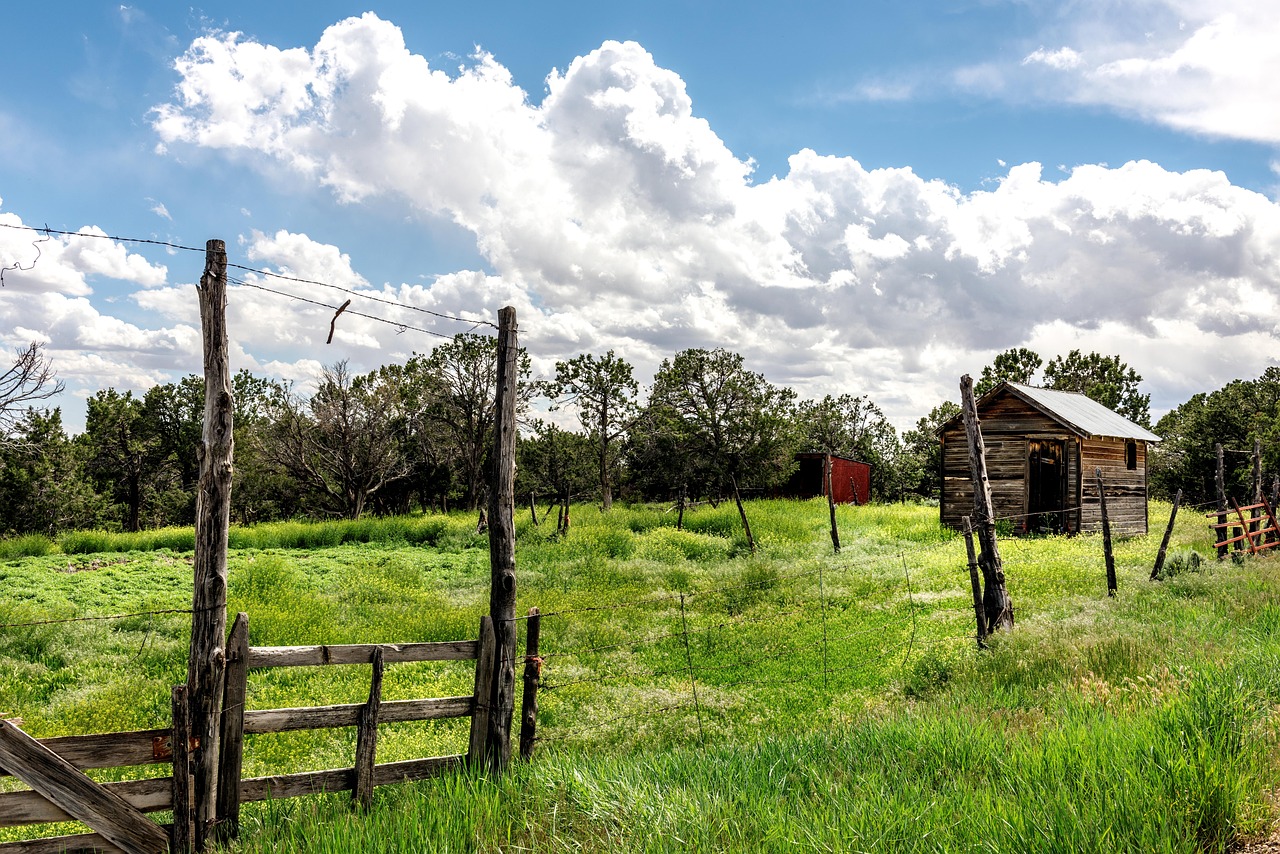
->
[[171, 685, 193, 854], [469, 616, 496, 767], [962, 516, 987, 649], [486, 306, 519, 772], [826, 454, 840, 554], [959, 375, 1013, 631], [1151, 489, 1182, 580], [1215, 443, 1228, 559], [519, 608, 542, 760], [352, 648, 383, 810], [1096, 468, 1116, 596], [190, 238, 234, 850], [215, 612, 248, 842]]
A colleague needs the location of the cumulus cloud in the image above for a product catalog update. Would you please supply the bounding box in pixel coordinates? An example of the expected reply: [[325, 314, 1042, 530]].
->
[[1005, 1, 1280, 144], [0, 211, 168, 295], [142, 13, 1280, 422]]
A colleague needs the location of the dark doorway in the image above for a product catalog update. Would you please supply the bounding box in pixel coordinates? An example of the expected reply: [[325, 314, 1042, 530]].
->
[[1027, 440, 1066, 533]]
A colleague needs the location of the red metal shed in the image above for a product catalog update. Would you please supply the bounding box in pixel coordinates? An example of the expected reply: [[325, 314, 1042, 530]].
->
[[786, 453, 871, 504]]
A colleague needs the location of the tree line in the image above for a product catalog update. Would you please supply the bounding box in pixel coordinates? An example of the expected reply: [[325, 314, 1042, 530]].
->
[[0, 338, 1272, 538]]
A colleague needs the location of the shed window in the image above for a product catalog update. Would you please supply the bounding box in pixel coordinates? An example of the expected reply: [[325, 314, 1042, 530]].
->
[[1125, 440, 1137, 470]]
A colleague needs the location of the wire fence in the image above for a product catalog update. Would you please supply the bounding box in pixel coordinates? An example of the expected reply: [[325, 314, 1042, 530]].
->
[[526, 549, 979, 749], [0, 221, 493, 342]]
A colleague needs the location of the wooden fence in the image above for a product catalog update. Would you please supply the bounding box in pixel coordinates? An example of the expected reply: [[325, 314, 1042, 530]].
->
[[0, 613, 505, 853], [1207, 499, 1280, 556]]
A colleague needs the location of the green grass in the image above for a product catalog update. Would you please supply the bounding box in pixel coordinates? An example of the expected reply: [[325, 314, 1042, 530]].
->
[[2, 499, 1279, 851]]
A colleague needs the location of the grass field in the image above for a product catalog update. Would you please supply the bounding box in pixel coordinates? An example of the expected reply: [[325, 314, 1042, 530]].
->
[[2, 499, 1278, 852]]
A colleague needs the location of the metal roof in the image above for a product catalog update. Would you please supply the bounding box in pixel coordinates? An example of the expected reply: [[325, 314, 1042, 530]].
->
[[1002, 383, 1162, 442]]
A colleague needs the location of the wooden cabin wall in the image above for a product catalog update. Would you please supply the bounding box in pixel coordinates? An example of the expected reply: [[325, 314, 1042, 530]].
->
[[940, 394, 1069, 529], [1079, 437, 1149, 535]]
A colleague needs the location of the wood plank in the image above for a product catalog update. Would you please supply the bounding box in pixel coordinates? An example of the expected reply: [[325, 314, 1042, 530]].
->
[[0, 778, 172, 827], [468, 617, 496, 766], [216, 612, 249, 843], [247, 641, 478, 669], [352, 649, 383, 810], [0, 721, 168, 854], [236, 755, 465, 804], [243, 697, 473, 734], [1, 732, 171, 778], [0, 830, 124, 853], [169, 686, 191, 854]]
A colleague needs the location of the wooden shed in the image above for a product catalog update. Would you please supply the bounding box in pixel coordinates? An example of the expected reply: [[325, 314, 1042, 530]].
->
[[939, 382, 1161, 535], [785, 453, 871, 505]]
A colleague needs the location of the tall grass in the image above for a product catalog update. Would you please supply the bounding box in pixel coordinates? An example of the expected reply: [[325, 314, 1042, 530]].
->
[[3, 499, 1279, 851]]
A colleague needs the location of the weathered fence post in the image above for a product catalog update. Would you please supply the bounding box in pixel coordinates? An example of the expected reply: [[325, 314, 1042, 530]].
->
[[730, 472, 757, 554], [1096, 468, 1116, 596], [469, 616, 496, 767], [962, 516, 987, 649], [486, 307, 519, 772], [826, 454, 840, 554], [1252, 439, 1263, 541], [1216, 443, 1228, 559], [959, 375, 1013, 631], [190, 238, 233, 850], [352, 648, 383, 810], [171, 685, 193, 854], [1151, 489, 1182, 580], [519, 607, 542, 760], [216, 612, 248, 842]]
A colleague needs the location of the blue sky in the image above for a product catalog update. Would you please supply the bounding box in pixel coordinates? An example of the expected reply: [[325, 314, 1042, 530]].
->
[[2, 1, 1278, 431]]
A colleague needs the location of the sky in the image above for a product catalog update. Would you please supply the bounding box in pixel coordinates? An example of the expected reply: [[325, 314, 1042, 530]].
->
[[1, 1, 1278, 434]]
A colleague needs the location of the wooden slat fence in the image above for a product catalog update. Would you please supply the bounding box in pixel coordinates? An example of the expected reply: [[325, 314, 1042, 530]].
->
[[1207, 499, 1280, 556], [0, 614, 499, 852], [213, 611, 497, 841], [0, 690, 192, 854]]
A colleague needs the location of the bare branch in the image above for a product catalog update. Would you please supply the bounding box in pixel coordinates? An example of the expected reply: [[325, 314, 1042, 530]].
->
[[0, 342, 65, 436]]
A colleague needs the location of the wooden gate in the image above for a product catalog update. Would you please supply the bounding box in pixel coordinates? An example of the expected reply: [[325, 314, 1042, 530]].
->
[[0, 688, 191, 854], [1207, 498, 1280, 555]]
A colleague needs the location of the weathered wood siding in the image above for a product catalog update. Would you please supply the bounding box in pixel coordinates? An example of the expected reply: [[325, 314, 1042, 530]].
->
[[1079, 437, 1148, 535], [940, 392, 1149, 535], [941, 395, 1074, 529]]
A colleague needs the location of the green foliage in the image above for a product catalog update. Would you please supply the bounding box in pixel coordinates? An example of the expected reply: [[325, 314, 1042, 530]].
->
[[976, 346, 1043, 395], [0, 533, 55, 559], [546, 350, 639, 509], [4, 500, 1280, 852], [1044, 349, 1150, 427]]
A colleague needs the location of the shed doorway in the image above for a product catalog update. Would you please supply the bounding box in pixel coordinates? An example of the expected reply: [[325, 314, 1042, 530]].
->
[[1027, 439, 1067, 533]]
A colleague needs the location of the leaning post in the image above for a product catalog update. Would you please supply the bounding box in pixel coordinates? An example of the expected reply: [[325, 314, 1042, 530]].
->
[[1151, 489, 1182, 580], [1096, 468, 1116, 596], [959, 375, 1013, 632], [189, 239, 234, 850], [486, 306, 519, 771]]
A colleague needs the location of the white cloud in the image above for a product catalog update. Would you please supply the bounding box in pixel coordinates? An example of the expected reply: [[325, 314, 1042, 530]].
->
[[1005, 2, 1280, 144], [7, 13, 1265, 432], [1023, 46, 1084, 70]]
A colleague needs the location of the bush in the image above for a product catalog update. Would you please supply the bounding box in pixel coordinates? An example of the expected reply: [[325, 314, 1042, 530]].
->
[[0, 533, 56, 559]]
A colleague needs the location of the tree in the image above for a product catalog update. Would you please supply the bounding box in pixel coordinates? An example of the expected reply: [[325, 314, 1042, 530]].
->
[[82, 389, 163, 532], [1043, 349, 1151, 426], [650, 348, 798, 551], [975, 348, 1043, 396], [410, 333, 531, 510], [140, 375, 205, 525], [795, 394, 901, 500], [547, 351, 639, 510], [0, 408, 105, 535], [900, 401, 962, 500], [1150, 367, 1280, 503], [265, 362, 408, 519], [517, 421, 594, 532], [0, 342, 64, 440]]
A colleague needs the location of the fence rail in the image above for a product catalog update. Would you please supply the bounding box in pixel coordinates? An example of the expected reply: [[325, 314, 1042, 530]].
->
[[0, 615, 502, 853]]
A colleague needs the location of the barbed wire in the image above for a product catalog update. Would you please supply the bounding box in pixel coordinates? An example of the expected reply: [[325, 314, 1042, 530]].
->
[[229, 277, 456, 341], [0, 605, 204, 630], [0, 221, 493, 334]]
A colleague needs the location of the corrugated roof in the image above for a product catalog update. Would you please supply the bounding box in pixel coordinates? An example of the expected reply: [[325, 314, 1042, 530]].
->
[[1003, 383, 1162, 441]]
